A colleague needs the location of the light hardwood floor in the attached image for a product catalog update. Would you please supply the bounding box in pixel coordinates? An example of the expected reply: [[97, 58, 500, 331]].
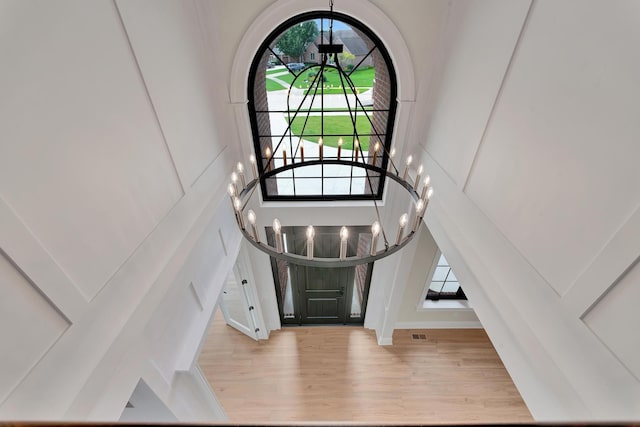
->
[[198, 311, 532, 424]]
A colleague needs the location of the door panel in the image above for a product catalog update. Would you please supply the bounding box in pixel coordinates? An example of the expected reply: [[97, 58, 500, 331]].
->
[[306, 298, 338, 319], [294, 264, 355, 324]]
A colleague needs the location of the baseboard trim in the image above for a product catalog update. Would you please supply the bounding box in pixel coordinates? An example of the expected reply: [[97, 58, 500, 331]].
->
[[377, 336, 393, 346], [395, 320, 483, 329]]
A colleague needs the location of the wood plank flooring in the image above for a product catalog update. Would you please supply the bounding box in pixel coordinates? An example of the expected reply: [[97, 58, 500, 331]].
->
[[198, 311, 532, 423]]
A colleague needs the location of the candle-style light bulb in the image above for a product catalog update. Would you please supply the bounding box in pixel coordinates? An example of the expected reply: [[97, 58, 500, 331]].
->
[[247, 209, 259, 242], [306, 225, 315, 238], [273, 218, 283, 253], [388, 147, 396, 172], [237, 162, 246, 188], [231, 171, 239, 195], [233, 197, 244, 229], [403, 155, 413, 180], [427, 187, 434, 200], [227, 183, 236, 197], [249, 154, 258, 179], [339, 226, 349, 260], [265, 147, 272, 172], [306, 225, 315, 260], [372, 141, 380, 165], [354, 139, 360, 162], [421, 175, 431, 199], [372, 221, 381, 237], [319, 138, 323, 161], [413, 199, 426, 231], [340, 226, 349, 240], [370, 221, 381, 256], [396, 213, 408, 245], [299, 139, 304, 162], [400, 213, 409, 227], [337, 138, 343, 160], [414, 164, 423, 190]]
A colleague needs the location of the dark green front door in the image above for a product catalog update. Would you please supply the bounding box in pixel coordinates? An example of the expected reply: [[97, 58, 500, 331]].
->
[[270, 225, 373, 326], [292, 264, 355, 324]]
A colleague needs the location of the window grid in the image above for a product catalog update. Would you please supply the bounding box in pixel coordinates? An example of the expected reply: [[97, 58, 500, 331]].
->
[[248, 12, 397, 201], [426, 254, 467, 301]]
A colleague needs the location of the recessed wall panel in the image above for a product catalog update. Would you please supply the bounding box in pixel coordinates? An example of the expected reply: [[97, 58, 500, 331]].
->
[[423, 0, 531, 186], [465, 0, 640, 294], [0, 1, 183, 299], [116, 0, 226, 188]]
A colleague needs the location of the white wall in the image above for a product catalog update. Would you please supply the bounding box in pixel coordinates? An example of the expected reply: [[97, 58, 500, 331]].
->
[[0, 0, 184, 301], [0, 0, 239, 420], [3, 0, 638, 422], [416, 0, 640, 421]]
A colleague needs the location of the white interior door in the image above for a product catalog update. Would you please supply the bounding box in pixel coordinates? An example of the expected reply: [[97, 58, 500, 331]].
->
[[219, 265, 258, 340]]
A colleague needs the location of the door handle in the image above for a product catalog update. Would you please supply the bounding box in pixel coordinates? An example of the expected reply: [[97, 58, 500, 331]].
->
[[338, 287, 345, 297]]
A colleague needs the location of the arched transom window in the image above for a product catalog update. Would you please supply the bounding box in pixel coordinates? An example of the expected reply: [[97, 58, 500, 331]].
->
[[248, 12, 397, 201]]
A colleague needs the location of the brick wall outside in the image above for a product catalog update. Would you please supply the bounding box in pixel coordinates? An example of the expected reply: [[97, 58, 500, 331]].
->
[[253, 49, 278, 195], [352, 28, 391, 195]]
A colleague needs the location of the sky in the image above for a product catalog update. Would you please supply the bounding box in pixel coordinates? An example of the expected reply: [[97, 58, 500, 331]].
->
[[315, 18, 351, 32]]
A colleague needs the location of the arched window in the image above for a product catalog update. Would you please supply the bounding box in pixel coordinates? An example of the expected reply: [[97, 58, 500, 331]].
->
[[248, 12, 397, 201]]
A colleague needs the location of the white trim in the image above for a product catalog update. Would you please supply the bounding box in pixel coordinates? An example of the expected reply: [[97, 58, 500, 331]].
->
[[420, 299, 473, 310], [192, 365, 228, 421], [564, 203, 640, 318], [229, 0, 415, 104], [377, 336, 393, 346], [416, 247, 441, 310], [459, 0, 534, 192], [0, 195, 86, 323], [395, 320, 483, 330], [421, 148, 593, 418], [227, 0, 417, 171], [114, 0, 187, 194]]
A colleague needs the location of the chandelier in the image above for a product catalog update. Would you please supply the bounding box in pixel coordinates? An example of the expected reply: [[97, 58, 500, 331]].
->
[[228, 1, 433, 268]]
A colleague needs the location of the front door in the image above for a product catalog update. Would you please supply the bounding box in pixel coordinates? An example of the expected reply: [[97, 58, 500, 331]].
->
[[270, 225, 373, 326]]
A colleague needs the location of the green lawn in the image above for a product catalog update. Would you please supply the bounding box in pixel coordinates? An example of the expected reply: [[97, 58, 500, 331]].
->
[[287, 115, 372, 150], [266, 66, 375, 93], [274, 73, 296, 85], [266, 78, 288, 91], [304, 87, 369, 95], [289, 107, 373, 113], [344, 67, 376, 87], [311, 66, 375, 88]]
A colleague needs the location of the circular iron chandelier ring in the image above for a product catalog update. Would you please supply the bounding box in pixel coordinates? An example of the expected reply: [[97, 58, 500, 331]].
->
[[230, 160, 430, 268]]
